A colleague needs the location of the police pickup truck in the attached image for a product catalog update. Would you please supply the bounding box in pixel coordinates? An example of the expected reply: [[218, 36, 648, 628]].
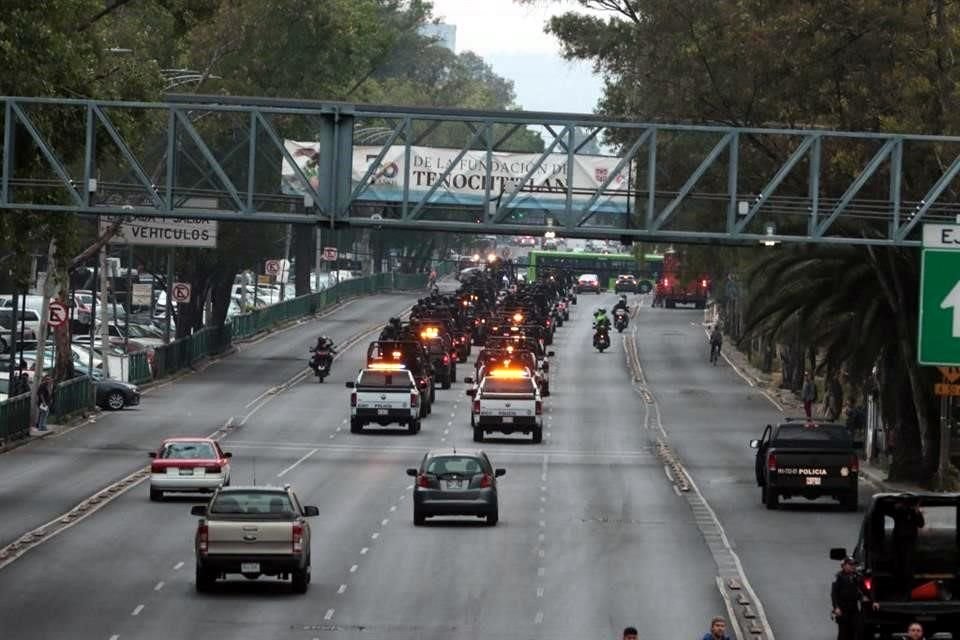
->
[[465, 369, 542, 444], [346, 364, 422, 434], [750, 419, 859, 510]]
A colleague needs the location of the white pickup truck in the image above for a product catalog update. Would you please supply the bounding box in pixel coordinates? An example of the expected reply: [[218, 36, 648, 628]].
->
[[191, 485, 319, 593], [465, 370, 543, 443], [346, 365, 422, 434]]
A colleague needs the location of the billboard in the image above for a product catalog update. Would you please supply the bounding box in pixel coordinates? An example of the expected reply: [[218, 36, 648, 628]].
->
[[281, 141, 630, 213]]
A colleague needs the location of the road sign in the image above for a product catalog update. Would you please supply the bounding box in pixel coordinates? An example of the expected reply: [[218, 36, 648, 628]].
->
[[172, 282, 191, 304], [131, 283, 152, 306], [322, 246, 338, 262], [47, 301, 68, 327], [919, 247, 960, 365], [265, 259, 281, 276], [100, 215, 218, 248]]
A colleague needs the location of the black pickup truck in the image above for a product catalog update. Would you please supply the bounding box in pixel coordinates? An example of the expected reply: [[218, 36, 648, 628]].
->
[[830, 493, 960, 637], [750, 419, 860, 510]]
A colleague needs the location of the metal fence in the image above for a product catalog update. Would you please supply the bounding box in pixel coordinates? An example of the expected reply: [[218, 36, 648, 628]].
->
[[0, 393, 30, 444], [52, 376, 94, 421]]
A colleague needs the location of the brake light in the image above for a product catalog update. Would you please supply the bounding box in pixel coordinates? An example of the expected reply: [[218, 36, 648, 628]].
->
[[862, 576, 872, 592], [417, 473, 430, 488], [443, 355, 450, 364], [473, 399, 480, 413], [479, 474, 493, 488], [350, 392, 357, 407], [418, 378, 427, 387], [292, 523, 304, 553], [204, 465, 221, 473], [197, 523, 209, 554], [701, 279, 708, 288], [410, 392, 419, 407], [850, 455, 860, 473], [535, 400, 542, 415], [663, 278, 669, 287], [767, 453, 777, 472], [545, 319, 551, 327]]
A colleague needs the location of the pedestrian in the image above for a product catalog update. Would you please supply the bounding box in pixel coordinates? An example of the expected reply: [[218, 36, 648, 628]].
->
[[825, 374, 844, 421], [906, 622, 926, 640], [831, 556, 875, 640], [14, 372, 29, 396], [802, 372, 817, 419], [36, 375, 53, 432], [700, 616, 732, 640], [892, 497, 925, 598], [622, 626, 638, 640]]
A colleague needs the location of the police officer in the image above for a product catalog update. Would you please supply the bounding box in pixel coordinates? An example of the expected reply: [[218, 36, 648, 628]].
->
[[831, 556, 875, 640]]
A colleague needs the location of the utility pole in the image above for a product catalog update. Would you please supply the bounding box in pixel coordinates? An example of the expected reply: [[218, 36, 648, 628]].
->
[[99, 245, 111, 378], [281, 224, 292, 301]]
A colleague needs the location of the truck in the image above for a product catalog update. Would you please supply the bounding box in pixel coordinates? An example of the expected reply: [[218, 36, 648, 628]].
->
[[346, 365, 422, 434], [750, 419, 860, 510], [829, 492, 960, 637], [653, 252, 710, 308], [465, 369, 543, 444], [190, 485, 319, 593]]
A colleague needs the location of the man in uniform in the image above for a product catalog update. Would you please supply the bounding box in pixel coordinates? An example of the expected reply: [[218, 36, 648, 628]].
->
[[831, 556, 875, 640]]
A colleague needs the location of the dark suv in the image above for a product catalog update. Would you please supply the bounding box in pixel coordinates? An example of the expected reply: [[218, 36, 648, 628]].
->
[[406, 448, 506, 526]]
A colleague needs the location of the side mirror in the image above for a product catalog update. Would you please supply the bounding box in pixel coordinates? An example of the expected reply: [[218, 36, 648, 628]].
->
[[495, 468, 506, 477], [749, 439, 760, 449], [148, 451, 157, 458], [465, 389, 476, 397], [464, 377, 474, 384], [190, 505, 207, 517], [223, 452, 233, 458], [406, 468, 418, 477], [547, 351, 555, 357], [302, 505, 320, 517], [345, 381, 355, 388], [829, 547, 848, 561]]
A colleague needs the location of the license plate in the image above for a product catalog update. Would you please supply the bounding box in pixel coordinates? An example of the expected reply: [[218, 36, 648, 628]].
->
[[805, 477, 821, 486], [443, 479, 464, 490], [240, 562, 260, 573], [377, 409, 389, 415], [179, 468, 194, 476], [502, 416, 514, 424]]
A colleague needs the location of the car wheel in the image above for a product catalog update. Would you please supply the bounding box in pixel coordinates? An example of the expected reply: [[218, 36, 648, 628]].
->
[[106, 391, 126, 410], [473, 428, 483, 443], [532, 428, 543, 444], [764, 488, 779, 510], [150, 487, 163, 502], [413, 507, 426, 526], [410, 419, 421, 435], [195, 565, 215, 592], [291, 566, 310, 594], [486, 506, 499, 526], [350, 418, 363, 434]]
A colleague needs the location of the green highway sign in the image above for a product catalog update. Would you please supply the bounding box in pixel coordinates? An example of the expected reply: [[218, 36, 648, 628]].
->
[[919, 229, 960, 365]]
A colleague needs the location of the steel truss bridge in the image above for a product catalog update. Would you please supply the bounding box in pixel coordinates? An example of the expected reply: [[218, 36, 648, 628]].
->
[[3, 94, 960, 246]]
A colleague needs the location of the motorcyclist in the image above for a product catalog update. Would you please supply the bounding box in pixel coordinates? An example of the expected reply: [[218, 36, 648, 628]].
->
[[613, 295, 629, 314], [310, 335, 337, 373], [709, 326, 723, 365], [381, 317, 403, 340], [593, 308, 611, 330]]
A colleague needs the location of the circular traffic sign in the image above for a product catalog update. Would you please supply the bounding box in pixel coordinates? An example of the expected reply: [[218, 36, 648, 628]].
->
[[172, 282, 192, 303], [47, 301, 68, 327], [265, 259, 281, 276]]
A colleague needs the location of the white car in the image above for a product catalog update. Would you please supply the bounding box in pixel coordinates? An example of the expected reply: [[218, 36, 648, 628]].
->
[[148, 437, 232, 501], [465, 368, 543, 443]]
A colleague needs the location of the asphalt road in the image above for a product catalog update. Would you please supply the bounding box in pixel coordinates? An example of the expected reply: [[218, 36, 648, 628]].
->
[[0, 289, 862, 639]]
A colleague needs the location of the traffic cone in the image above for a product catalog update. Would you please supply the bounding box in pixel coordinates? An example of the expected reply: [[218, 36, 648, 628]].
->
[[911, 580, 940, 601]]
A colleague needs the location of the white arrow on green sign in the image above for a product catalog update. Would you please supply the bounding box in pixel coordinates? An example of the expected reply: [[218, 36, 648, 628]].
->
[[918, 224, 960, 365]]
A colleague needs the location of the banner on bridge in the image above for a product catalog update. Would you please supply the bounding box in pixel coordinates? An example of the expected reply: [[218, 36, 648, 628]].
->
[[281, 141, 630, 214]]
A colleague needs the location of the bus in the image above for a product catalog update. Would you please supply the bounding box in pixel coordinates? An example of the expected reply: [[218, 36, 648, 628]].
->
[[524, 250, 664, 292]]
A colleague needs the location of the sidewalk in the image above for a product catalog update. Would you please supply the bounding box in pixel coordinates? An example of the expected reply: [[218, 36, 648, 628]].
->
[[712, 322, 917, 493]]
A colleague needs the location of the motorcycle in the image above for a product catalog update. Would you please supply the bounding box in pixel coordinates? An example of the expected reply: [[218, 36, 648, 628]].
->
[[593, 326, 611, 352], [614, 308, 629, 333], [309, 349, 333, 382]]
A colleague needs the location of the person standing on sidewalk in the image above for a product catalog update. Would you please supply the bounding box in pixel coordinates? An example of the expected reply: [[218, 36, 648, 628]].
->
[[36, 375, 53, 432], [802, 373, 817, 419]]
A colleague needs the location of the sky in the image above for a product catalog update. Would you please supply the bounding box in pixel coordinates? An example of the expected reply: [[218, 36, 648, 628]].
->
[[427, 0, 607, 115]]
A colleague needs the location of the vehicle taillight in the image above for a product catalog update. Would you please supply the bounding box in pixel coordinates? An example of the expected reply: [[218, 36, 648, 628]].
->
[[473, 399, 480, 413], [535, 400, 542, 415], [663, 278, 669, 287], [410, 392, 419, 407], [150, 462, 163, 473], [443, 355, 449, 364], [197, 523, 208, 554], [418, 378, 427, 387], [850, 455, 860, 473], [767, 453, 777, 472], [701, 279, 708, 288], [545, 319, 551, 326], [292, 523, 304, 553], [479, 474, 493, 488], [350, 392, 357, 407], [417, 473, 430, 488], [862, 576, 872, 591], [205, 465, 221, 473]]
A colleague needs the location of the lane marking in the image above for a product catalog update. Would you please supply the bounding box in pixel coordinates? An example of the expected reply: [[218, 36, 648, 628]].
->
[[537, 567, 545, 577], [154, 581, 164, 591], [277, 448, 318, 478], [538, 520, 546, 528], [389, 505, 397, 512], [109, 635, 119, 640], [534, 611, 544, 624], [173, 561, 184, 570], [324, 609, 335, 621], [349, 564, 358, 573], [337, 584, 347, 594], [360, 547, 369, 555], [371, 532, 379, 540], [536, 587, 544, 598], [381, 519, 389, 526], [131, 604, 144, 616]]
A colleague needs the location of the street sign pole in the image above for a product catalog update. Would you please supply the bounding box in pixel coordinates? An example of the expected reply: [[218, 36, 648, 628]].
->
[[164, 249, 174, 344]]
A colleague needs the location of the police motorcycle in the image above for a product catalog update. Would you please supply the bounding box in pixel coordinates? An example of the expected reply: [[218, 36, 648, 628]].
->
[[592, 310, 612, 353], [613, 308, 629, 333], [309, 336, 336, 382]]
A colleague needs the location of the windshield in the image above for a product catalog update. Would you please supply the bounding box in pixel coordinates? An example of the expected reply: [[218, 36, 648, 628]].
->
[[774, 424, 851, 445], [161, 441, 217, 459], [209, 491, 295, 516], [425, 456, 486, 476], [358, 370, 412, 387], [482, 377, 535, 394]]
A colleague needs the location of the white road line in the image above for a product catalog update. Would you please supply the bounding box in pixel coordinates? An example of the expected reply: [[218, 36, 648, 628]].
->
[[399, 494, 406, 500], [360, 547, 369, 555], [537, 567, 545, 576], [371, 532, 380, 540], [277, 448, 318, 478], [131, 604, 144, 616], [389, 505, 397, 512], [337, 584, 347, 594], [540, 485, 546, 491], [540, 496, 546, 502], [324, 609, 335, 621], [534, 611, 544, 624], [536, 587, 544, 598], [329, 433, 335, 439], [663, 465, 674, 482], [441, 438, 446, 442], [349, 564, 358, 573], [406, 484, 414, 490], [538, 549, 545, 558], [153, 581, 164, 591], [541, 473, 547, 482], [673, 485, 682, 496], [109, 635, 119, 640], [538, 520, 546, 528], [173, 561, 184, 570], [336, 427, 342, 432], [381, 518, 389, 526]]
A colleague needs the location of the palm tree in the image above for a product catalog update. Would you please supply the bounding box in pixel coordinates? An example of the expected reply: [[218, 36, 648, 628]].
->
[[741, 244, 936, 482]]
